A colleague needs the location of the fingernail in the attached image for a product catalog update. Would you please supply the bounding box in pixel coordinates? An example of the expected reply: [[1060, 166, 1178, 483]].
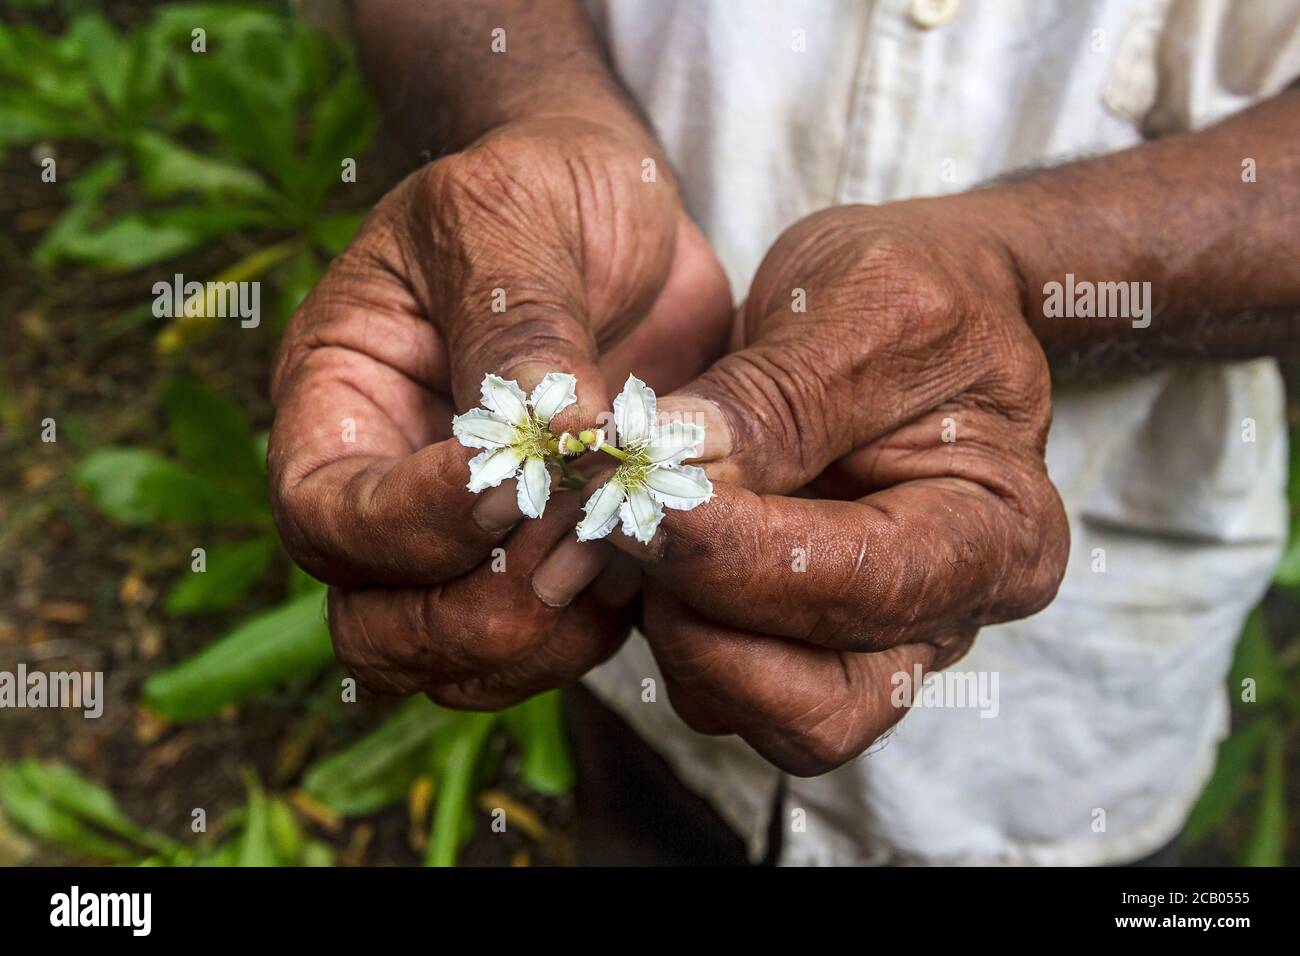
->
[[503, 361, 550, 395], [532, 537, 610, 608], [473, 482, 522, 535]]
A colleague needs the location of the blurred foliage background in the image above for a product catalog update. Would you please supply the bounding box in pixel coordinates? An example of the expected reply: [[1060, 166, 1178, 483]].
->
[[0, 0, 1296, 866], [0, 0, 574, 866]]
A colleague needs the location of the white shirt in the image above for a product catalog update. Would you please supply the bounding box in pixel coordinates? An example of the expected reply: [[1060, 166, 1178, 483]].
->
[[579, 0, 1294, 865]]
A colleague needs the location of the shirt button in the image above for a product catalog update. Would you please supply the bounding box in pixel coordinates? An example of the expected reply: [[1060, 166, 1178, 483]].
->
[[909, 0, 960, 29]]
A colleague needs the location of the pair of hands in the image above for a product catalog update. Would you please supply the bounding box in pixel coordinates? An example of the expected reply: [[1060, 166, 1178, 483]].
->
[[267, 115, 1068, 775]]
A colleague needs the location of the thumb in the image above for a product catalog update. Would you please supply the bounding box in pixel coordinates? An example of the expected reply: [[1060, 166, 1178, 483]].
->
[[656, 339, 854, 495], [445, 300, 611, 439]]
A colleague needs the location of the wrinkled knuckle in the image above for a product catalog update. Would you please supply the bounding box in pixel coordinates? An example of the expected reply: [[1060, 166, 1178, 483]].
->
[[269, 479, 334, 583], [788, 714, 870, 777], [328, 593, 420, 696], [704, 347, 835, 486], [467, 606, 546, 671], [1030, 492, 1071, 613]]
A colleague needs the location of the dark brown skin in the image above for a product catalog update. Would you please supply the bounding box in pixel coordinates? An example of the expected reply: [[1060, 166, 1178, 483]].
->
[[268, 1, 731, 708], [268, 2, 1300, 772]]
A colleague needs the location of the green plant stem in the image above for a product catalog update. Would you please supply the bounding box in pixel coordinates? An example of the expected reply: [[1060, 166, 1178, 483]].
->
[[425, 713, 497, 867]]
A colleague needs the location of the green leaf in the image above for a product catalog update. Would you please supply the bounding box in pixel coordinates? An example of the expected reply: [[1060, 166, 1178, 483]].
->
[[504, 690, 575, 796], [35, 204, 272, 271], [1239, 726, 1287, 866], [300, 839, 335, 867], [1275, 517, 1300, 590], [9, 760, 177, 855], [1183, 720, 1270, 846], [311, 211, 365, 257], [426, 712, 497, 867], [303, 697, 453, 817], [273, 249, 322, 329], [176, 40, 298, 189], [165, 536, 276, 614], [30, 154, 126, 267], [267, 797, 304, 865], [77, 448, 268, 526], [196, 838, 241, 867], [161, 376, 263, 485], [0, 764, 178, 868], [133, 131, 274, 202], [0, 94, 86, 147], [66, 13, 130, 114], [237, 770, 277, 867], [1229, 609, 1285, 710], [298, 70, 373, 209], [143, 585, 332, 721], [0, 764, 138, 863]]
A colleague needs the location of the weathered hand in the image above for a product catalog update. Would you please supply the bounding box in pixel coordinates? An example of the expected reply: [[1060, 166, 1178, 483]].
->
[[267, 115, 731, 708], [608, 199, 1069, 774]]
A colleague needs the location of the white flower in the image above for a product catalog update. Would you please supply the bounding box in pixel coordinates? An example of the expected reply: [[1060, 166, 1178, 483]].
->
[[575, 375, 714, 544], [452, 372, 577, 518]]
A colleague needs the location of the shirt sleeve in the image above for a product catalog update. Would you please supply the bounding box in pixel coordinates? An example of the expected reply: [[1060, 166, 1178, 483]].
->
[[1146, 0, 1300, 134]]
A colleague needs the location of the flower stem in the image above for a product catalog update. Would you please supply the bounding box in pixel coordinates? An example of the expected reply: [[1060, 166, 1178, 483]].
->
[[557, 457, 585, 486]]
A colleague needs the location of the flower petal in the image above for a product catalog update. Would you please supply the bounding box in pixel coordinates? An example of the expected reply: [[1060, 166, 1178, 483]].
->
[[452, 408, 516, 449], [575, 478, 626, 541], [612, 374, 655, 446], [516, 455, 552, 519], [644, 420, 705, 466], [480, 374, 529, 426], [619, 487, 664, 543], [529, 372, 577, 424], [467, 445, 525, 493], [644, 464, 713, 511]]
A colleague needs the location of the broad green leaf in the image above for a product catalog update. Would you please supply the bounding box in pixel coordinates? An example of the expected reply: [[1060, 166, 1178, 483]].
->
[[1, 23, 90, 114], [287, 561, 320, 598], [30, 154, 126, 268], [237, 771, 277, 867], [1183, 720, 1270, 846], [120, 21, 172, 121], [161, 376, 263, 485], [268, 798, 304, 865], [0, 95, 86, 147], [9, 760, 177, 855], [504, 690, 575, 796], [300, 840, 335, 867], [143, 584, 332, 721], [311, 211, 365, 257], [176, 43, 298, 189], [1229, 609, 1285, 709], [77, 448, 268, 526], [133, 131, 274, 201], [164, 536, 276, 614], [66, 13, 129, 114], [298, 70, 373, 209], [426, 712, 497, 867], [0, 765, 138, 863], [303, 697, 453, 817], [35, 204, 272, 271], [196, 838, 241, 866], [273, 249, 322, 329], [1239, 726, 1286, 866]]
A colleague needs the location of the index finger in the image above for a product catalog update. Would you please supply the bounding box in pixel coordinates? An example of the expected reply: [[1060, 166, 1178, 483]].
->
[[268, 241, 524, 588], [605, 460, 1066, 653]]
